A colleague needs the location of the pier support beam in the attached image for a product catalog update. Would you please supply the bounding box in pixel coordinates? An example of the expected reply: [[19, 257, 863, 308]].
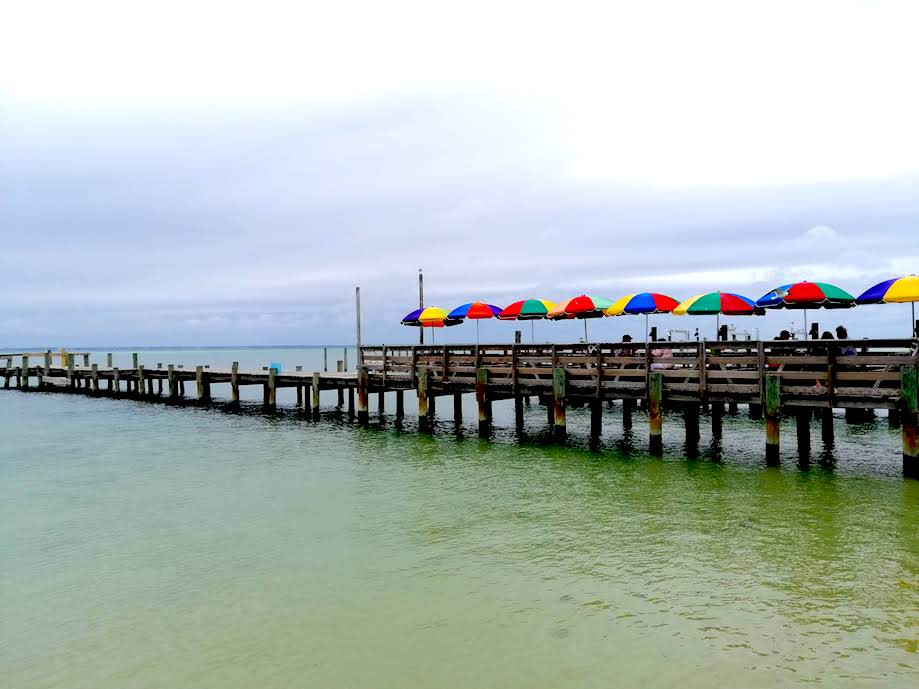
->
[[622, 398, 633, 430], [21, 355, 29, 389], [765, 374, 781, 466], [749, 402, 763, 420], [113, 367, 121, 398], [648, 372, 663, 455], [684, 404, 700, 452], [515, 395, 525, 432], [296, 385, 303, 408], [378, 390, 385, 414], [311, 372, 321, 420], [167, 365, 177, 401], [338, 387, 345, 409], [794, 409, 811, 463], [138, 366, 146, 399], [418, 368, 430, 430], [711, 402, 723, 439], [348, 388, 355, 418], [396, 390, 404, 419], [476, 368, 491, 437], [888, 408, 901, 429], [231, 362, 239, 405], [589, 399, 602, 445], [454, 392, 463, 426], [901, 366, 918, 478], [821, 408, 834, 446], [357, 367, 369, 425], [91, 364, 99, 394], [552, 367, 566, 440]]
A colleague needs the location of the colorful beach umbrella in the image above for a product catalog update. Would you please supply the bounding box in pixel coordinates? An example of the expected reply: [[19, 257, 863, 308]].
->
[[856, 275, 919, 336], [447, 301, 503, 344], [605, 292, 680, 341], [401, 306, 460, 343], [548, 295, 614, 341], [756, 281, 855, 336], [673, 291, 764, 338], [498, 299, 555, 343]]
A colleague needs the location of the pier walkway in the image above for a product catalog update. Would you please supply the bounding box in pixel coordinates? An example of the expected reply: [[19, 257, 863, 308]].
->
[[3, 339, 918, 476]]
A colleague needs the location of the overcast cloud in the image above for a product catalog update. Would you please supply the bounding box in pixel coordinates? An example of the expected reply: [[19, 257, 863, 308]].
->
[[2, 0, 918, 346]]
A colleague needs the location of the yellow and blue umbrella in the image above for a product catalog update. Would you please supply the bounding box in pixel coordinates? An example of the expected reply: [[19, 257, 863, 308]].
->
[[401, 307, 460, 343], [447, 301, 502, 344], [605, 292, 680, 341], [857, 276, 919, 336]]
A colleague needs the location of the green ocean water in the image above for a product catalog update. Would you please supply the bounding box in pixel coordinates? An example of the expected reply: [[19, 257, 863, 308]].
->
[[2, 347, 919, 688]]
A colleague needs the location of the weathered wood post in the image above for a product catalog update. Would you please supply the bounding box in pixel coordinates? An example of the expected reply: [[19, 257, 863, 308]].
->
[[107, 352, 113, 368], [821, 408, 834, 446], [552, 367, 566, 440], [156, 363, 163, 395], [44, 350, 51, 388], [684, 404, 700, 449], [179, 378, 185, 397], [83, 353, 90, 367], [453, 392, 463, 425], [267, 367, 276, 410], [711, 402, 723, 439], [21, 355, 29, 389], [67, 355, 75, 388], [901, 366, 918, 478], [311, 372, 321, 420], [396, 390, 405, 419], [230, 362, 239, 404], [112, 367, 121, 397], [622, 397, 633, 430], [357, 367, 369, 425], [765, 374, 781, 466], [476, 367, 491, 436], [348, 388, 355, 418], [336, 360, 344, 407], [166, 364, 176, 400], [296, 384, 303, 408], [515, 395, 525, 431], [589, 399, 602, 444], [91, 364, 99, 393], [648, 371, 663, 455], [888, 408, 901, 429], [418, 367, 430, 429], [196, 365, 205, 401], [61, 348, 68, 368], [14, 365, 21, 389], [137, 365, 146, 399], [132, 352, 139, 370], [794, 409, 811, 462]]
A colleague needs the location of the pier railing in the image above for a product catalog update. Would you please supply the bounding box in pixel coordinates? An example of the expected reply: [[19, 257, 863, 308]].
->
[[360, 339, 919, 409]]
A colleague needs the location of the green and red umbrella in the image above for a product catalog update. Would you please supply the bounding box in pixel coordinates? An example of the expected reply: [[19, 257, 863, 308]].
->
[[756, 281, 855, 336], [674, 291, 763, 338], [498, 299, 556, 343]]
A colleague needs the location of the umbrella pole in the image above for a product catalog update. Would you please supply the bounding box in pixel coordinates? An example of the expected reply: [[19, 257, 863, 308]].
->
[[716, 313, 720, 340], [584, 319, 588, 343], [531, 320, 535, 344], [431, 327, 435, 345], [476, 319, 480, 346], [913, 302, 916, 338], [804, 309, 808, 339], [645, 313, 649, 342]]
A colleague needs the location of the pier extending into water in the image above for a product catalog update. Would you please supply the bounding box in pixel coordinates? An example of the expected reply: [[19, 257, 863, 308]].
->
[[3, 339, 918, 476]]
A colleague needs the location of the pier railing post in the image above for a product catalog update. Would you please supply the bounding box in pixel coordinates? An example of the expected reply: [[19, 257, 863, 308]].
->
[[418, 367, 429, 429], [357, 366, 369, 425], [476, 367, 490, 436], [44, 350, 51, 388], [113, 367, 120, 398], [137, 365, 145, 399], [91, 364, 99, 393], [267, 366, 276, 410], [311, 372, 321, 420], [765, 374, 781, 466], [648, 371, 663, 455], [900, 366, 918, 478], [21, 355, 29, 389], [167, 364, 176, 400], [552, 367, 566, 440], [67, 355, 75, 388]]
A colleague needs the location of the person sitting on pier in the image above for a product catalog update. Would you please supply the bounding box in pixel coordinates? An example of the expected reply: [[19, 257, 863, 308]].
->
[[651, 339, 673, 370], [836, 325, 857, 356]]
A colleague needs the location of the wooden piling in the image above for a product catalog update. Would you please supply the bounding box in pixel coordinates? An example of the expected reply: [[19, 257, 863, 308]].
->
[[684, 404, 700, 447], [132, 353, 139, 369], [515, 395, 524, 431], [711, 401, 723, 439], [167, 364, 177, 400], [231, 362, 239, 404], [821, 408, 834, 446], [901, 366, 918, 478], [348, 388, 355, 418], [137, 366, 146, 399], [106, 352, 113, 368], [21, 355, 29, 389], [267, 367, 276, 410], [622, 398, 633, 430], [357, 367, 369, 425], [454, 392, 463, 425], [889, 408, 901, 429], [378, 390, 385, 413], [311, 372, 321, 420], [589, 399, 602, 444], [418, 367, 429, 427], [552, 367, 566, 439], [296, 385, 303, 408], [749, 403, 763, 420], [338, 387, 345, 408], [648, 371, 663, 455], [795, 409, 811, 462], [91, 364, 99, 393], [67, 356, 75, 388], [765, 374, 781, 466], [113, 367, 120, 397], [396, 390, 405, 419], [83, 353, 90, 367], [196, 366, 205, 401]]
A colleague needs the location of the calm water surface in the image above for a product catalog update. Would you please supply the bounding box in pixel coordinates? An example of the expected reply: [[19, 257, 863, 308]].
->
[[2, 347, 918, 688]]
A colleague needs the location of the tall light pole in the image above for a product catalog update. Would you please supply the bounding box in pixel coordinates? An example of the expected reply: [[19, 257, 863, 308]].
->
[[418, 268, 424, 345], [355, 286, 362, 366]]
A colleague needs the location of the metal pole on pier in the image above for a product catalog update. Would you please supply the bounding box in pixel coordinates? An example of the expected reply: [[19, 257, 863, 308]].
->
[[418, 268, 424, 345], [355, 286, 362, 367]]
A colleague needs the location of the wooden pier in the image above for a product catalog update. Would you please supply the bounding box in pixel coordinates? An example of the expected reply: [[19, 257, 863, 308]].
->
[[3, 339, 918, 476]]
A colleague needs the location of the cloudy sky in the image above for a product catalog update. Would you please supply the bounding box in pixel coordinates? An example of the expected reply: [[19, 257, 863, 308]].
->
[[2, 0, 918, 347]]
